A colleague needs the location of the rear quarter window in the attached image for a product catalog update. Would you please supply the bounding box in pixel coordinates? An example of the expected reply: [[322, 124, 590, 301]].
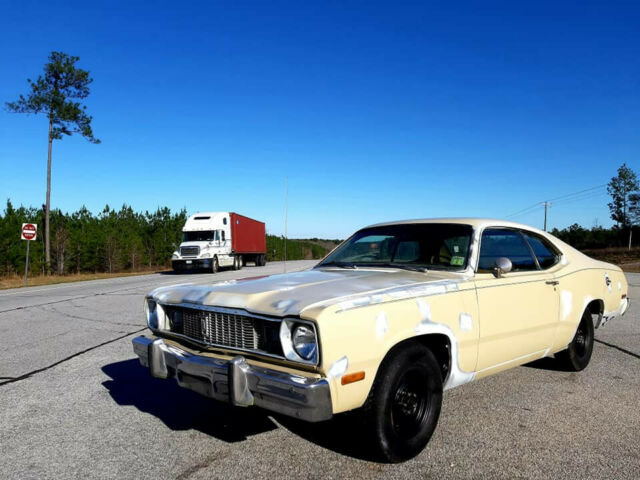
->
[[522, 232, 561, 269]]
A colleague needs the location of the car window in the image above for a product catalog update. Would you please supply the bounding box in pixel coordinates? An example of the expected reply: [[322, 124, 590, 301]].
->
[[478, 229, 537, 272], [522, 232, 560, 269]]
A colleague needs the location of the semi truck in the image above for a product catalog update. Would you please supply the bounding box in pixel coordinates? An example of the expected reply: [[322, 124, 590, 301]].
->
[[171, 212, 266, 272]]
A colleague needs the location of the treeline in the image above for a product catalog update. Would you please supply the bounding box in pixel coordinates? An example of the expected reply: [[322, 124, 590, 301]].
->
[[551, 224, 640, 250], [266, 236, 338, 262], [0, 200, 187, 276], [0, 200, 339, 277]]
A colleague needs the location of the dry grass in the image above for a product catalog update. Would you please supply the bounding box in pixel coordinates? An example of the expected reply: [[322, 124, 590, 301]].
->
[[582, 247, 640, 272], [0, 267, 170, 290]]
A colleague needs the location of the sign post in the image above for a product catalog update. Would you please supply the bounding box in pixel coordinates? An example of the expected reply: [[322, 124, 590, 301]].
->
[[21, 223, 37, 286]]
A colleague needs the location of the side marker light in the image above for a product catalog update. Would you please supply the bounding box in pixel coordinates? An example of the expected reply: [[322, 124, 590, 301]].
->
[[341, 371, 365, 385]]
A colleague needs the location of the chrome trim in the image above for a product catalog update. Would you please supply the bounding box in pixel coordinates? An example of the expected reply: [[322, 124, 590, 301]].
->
[[161, 303, 283, 323], [132, 336, 332, 422]]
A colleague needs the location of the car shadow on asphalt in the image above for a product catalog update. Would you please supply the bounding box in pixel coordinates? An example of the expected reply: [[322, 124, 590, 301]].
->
[[522, 357, 575, 372], [101, 359, 380, 461], [274, 413, 381, 462], [101, 359, 278, 442]]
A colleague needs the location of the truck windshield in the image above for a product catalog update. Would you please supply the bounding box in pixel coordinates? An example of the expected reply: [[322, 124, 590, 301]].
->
[[316, 223, 473, 271], [182, 230, 215, 242]]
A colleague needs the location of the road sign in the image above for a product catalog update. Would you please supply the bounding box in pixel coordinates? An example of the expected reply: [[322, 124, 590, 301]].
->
[[21, 223, 37, 286], [21, 223, 37, 241]]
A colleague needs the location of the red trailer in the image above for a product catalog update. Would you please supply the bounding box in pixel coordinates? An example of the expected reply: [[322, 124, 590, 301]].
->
[[230, 213, 266, 265]]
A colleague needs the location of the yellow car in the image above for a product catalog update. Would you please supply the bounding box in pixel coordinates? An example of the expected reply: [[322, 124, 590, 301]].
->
[[132, 219, 629, 462]]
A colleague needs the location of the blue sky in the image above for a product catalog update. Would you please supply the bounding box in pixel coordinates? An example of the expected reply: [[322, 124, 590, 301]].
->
[[0, 1, 638, 238]]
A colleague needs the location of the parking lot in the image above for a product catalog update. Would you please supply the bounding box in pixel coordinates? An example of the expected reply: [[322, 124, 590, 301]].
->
[[0, 262, 638, 479]]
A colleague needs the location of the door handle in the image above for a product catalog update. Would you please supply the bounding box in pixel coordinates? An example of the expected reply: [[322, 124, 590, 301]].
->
[[545, 280, 559, 286]]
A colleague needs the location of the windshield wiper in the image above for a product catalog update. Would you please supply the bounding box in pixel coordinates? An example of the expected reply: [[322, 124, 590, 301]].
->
[[316, 261, 357, 269], [376, 263, 428, 272]]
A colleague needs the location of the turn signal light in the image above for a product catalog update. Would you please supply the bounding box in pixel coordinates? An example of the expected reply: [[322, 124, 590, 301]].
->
[[341, 371, 365, 385]]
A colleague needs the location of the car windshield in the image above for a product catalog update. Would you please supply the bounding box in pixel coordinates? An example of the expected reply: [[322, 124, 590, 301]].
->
[[182, 230, 215, 242], [316, 223, 473, 271]]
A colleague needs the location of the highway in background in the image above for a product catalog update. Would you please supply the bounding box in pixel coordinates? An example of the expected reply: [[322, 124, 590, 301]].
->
[[0, 265, 638, 479]]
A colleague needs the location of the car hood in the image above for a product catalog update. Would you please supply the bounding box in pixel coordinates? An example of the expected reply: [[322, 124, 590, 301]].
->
[[150, 267, 465, 317]]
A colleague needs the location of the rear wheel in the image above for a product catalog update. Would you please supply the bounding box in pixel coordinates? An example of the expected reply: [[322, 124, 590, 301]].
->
[[232, 256, 239, 270], [362, 342, 443, 463], [237, 255, 243, 270], [556, 309, 594, 371]]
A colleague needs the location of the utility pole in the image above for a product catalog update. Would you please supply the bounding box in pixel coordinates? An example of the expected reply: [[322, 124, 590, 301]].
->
[[542, 201, 552, 231], [284, 177, 288, 273]]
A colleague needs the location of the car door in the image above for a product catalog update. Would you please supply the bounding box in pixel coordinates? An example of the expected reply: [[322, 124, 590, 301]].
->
[[474, 228, 559, 375]]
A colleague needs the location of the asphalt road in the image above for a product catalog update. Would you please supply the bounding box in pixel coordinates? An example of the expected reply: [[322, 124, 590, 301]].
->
[[0, 264, 638, 479]]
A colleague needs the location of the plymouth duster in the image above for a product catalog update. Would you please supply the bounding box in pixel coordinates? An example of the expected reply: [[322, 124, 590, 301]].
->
[[132, 219, 629, 462]]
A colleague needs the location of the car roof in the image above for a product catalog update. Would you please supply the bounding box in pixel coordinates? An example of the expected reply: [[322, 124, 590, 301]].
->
[[365, 218, 549, 236]]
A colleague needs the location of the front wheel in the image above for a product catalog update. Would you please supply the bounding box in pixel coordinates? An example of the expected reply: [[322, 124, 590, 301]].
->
[[556, 309, 594, 371], [362, 342, 443, 463], [211, 256, 219, 274]]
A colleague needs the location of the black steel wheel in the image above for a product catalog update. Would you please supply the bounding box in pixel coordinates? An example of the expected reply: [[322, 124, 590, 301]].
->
[[362, 342, 442, 463], [556, 309, 594, 371]]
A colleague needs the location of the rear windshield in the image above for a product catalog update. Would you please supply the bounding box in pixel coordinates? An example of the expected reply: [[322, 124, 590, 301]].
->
[[316, 223, 473, 271]]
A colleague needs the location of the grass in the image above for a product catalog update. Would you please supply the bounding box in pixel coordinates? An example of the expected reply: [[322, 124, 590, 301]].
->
[[0, 267, 169, 290]]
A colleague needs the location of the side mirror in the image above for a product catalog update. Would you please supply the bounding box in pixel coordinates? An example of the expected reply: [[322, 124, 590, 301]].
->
[[493, 257, 512, 278]]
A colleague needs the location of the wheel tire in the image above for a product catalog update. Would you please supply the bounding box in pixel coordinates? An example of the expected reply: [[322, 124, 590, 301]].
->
[[262, 255, 267, 266], [556, 309, 594, 371], [237, 255, 243, 270], [232, 256, 239, 270], [212, 256, 219, 274], [362, 342, 443, 463]]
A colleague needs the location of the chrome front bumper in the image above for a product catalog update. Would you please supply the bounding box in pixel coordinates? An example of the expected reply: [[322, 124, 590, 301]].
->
[[131, 336, 332, 422]]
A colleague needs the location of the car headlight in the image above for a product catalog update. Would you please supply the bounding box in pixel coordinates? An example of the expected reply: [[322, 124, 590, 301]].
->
[[280, 319, 318, 364], [144, 298, 158, 329], [292, 324, 317, 360], [200, 251, 211, 258], [172, 252, 179, 259]]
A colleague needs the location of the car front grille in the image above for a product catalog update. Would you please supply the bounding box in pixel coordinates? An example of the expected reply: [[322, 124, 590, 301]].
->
[[164, 306, 283, 356], [180, 246, 200, 257]]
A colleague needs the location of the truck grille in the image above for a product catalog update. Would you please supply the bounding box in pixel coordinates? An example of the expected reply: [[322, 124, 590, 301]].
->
[[180, 246, 200, 257], [164, 306, 282, 356]]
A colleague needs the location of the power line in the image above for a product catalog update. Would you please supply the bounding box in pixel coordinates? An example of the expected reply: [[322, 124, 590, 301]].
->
[[547, 184, 607, 203], [506, 184, 607, 218], [505, 203, 543, 219]]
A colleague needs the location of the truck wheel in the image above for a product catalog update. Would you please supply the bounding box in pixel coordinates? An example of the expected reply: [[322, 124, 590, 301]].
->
[[362, 342, 443, 463], [556, 309, 594, 371], [237, 255, 243, 270], [212, 256, 219, 274], [232, 256, 239, 270]]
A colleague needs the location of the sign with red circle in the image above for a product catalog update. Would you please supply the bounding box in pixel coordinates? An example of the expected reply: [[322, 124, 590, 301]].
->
[[21, 223, 37, 241]]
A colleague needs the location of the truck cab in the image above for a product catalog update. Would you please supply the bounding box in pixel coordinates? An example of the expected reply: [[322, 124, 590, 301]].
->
[[171, 212, 266, 272]]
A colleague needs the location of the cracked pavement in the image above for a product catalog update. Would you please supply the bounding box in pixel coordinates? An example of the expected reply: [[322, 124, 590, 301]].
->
[[0, 265, 638, 479]]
